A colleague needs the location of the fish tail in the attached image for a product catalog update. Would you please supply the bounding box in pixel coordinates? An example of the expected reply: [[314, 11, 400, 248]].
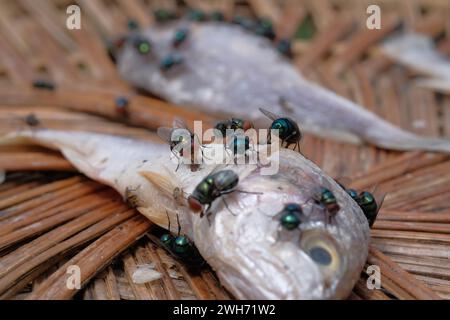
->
[[365, 133, 450, 153], [361, 120, 450, 153], [287, 80, 450, 153]]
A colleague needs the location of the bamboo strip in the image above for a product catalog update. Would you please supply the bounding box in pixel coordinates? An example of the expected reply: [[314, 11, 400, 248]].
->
[[0, 190, 116, 250], [0, 200, 124, 278], [367, 247, 441, 299], [0, 181, 104, 228], [0, 176, 81, 210], [27, 215, 151, 299]]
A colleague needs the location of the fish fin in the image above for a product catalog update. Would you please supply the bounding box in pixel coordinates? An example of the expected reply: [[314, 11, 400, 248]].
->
[[137, 207, 168, 229], [137, 207, 181, 235], [139, 169, 184, 203]]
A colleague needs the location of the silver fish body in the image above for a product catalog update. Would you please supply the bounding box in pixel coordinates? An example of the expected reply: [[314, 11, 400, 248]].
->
[[117, 21, 450, 152], [2, 130, 370, 299]]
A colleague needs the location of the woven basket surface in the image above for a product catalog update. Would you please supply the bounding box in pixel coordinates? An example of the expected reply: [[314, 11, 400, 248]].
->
[[0, 0, 449, 300]]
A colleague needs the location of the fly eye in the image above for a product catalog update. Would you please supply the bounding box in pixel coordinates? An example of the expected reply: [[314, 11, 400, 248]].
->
[[173, 236, 190, 254], [188, 196, 202, 212], [242, 121, 252, 131], [273, 122, 282, 129], [300, 230, 343, 283], [160, 234, 172, 245]]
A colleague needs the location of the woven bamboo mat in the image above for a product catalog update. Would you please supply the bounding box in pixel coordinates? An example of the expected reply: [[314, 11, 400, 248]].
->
[[0, 0, 449, 300]]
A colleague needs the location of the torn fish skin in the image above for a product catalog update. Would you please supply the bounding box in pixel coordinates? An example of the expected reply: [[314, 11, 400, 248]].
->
[[117, 21, 450, 153], [1, 129, 370, 299]]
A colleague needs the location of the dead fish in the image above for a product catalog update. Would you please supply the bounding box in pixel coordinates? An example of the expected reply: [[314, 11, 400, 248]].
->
[[117, 21, 450, 153], [381, 33, 450, 94], [1, 129, 369, 299]]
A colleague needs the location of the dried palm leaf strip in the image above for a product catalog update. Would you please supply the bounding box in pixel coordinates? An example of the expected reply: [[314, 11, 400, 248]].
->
[[0, 254, 66, 300], [0, 176, 81, 210], [27, 215, 151, 299], [145, 234, 227, 300], [415, 275, 450, 295], [379, 210, 450, 223], [394, 253, 450, 271], [0, 181, 43, 199], [0, 183, 107, 228], [200, 268, 231, 300], [372, 229, 450, 244], [0, 208, 135, 298], [176, 262, 217, 300], [0, 152, 69, 171], [0, 199, 124, 278], [116, 0, 153, 29], [122, 250, 157, 299], [18, 0, 77, 53], [352, 278, 391, 300], [349, 152, 449, 190], [103, 267, 121, 300], [276, 1, 305, 40], [367, 247, 441, 299], [248, 0, 281, 27], [374, 221, 450, 234], [296, 18, 354, 71], [0, 88, 215, 130], [372, 239, 449, 259], [0, 190, 116, 250], [132, 244, 178, 299], [143, 241, 181, 300], [0, 180, 102, 226], [362, 8, 448, 78], [76, 0, 126, 37], [331, 15, 400, 75]]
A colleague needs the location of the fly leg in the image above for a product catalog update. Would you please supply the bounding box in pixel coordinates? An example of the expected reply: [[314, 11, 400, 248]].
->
[[176, 214, 182, 236], [221, 197, 236, 216], [171, 149, 182, 172]]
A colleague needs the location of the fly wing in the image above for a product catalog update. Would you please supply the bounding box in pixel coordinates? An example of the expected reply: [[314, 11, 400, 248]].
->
[[172, 117, 190, 131], [259, 107, 280, 121], [334, 177, 353, 191], [157, 127, 175, 144], [368, 184, 387, 226], [371, 185, 387, 215]]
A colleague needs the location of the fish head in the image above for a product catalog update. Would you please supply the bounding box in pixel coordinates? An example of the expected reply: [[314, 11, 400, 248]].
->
[[190, 150, 370, 299]]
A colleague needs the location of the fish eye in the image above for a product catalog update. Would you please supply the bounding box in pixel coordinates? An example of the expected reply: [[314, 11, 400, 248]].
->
[[300, 230, 343, 283], [309, 246, 332, 265]]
